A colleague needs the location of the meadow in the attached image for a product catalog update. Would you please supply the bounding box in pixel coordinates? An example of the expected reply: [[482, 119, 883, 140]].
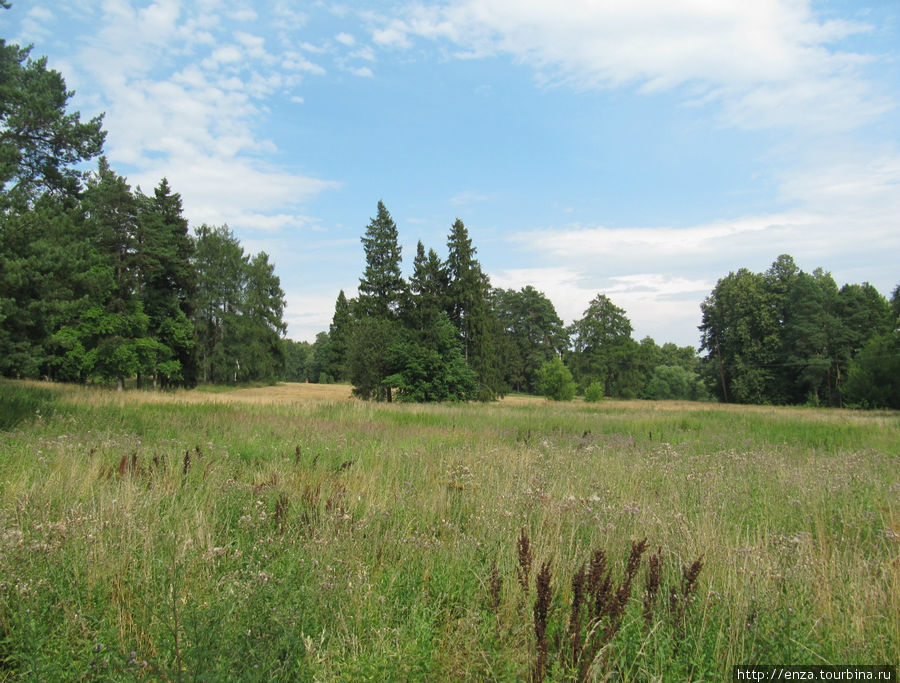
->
[[0, 380, 897, 680]]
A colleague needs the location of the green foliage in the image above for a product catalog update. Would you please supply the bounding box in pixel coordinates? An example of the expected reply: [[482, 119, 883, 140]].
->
[[384, 316, 477, 402], [326, 290, 352, 382], [568, 294, 643, 398], [645, 365, 709, 401], [348, 317, 399, 401], [700, 255, 894, 407], [583, 380, 604, 402], [492, 286, 568, 394], [357, 201, 405, 319], [192, 225, 286, 384], [538, 357, 576, 401], [135, 178, 196, 387], [843, 332, 900, 409], [0, 39, 105, 208], [281, 338, 312, 382]]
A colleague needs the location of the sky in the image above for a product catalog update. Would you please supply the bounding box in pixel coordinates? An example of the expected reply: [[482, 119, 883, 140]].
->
[[6, 0, 899, 348]]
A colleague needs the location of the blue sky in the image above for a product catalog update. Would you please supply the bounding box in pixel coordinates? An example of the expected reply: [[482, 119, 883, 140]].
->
[[6, 0, 899, 347]]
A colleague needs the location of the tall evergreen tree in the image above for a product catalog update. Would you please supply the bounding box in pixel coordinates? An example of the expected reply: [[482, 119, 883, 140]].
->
[[1, 37, 105, 377], [356, 200, 405, 319], [326, 289, 352, 381], [76, 158, 151, 390], [444, 218, 505, 399], [348, 201, 406, 400], [135, 178, 196, 387]]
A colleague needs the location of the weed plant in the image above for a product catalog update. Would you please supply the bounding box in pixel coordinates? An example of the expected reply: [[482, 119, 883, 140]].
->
[[0, 380, 897, 679]]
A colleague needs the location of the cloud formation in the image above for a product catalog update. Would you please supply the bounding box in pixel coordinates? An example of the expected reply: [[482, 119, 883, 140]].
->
[[370, 0, 889, 131], [59, 1, 339, 232]]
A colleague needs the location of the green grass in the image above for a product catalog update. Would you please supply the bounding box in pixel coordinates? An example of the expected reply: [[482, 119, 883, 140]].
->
[[0, 380, 897, 680]]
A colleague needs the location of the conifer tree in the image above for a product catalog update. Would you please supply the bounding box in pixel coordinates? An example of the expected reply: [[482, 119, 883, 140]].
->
[[327, 289, 352, 381], [135, 178, 196, 387], [444, 218, 506, 398], [356, 200, 405, 319]]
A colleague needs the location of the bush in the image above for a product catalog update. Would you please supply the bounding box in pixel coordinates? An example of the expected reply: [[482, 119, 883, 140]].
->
[[843, 332, 900, 409], [645, 365, 709, 401], [538, 358, 576, 401], [583, 381, 605, 402]]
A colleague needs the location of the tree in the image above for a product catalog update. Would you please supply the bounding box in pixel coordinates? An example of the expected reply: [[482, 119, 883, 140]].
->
[[538, 357, 576, 401], [326, 290, 352, 382], [830, 281, 892, 406], [240, 251, 287, 383], [843, 332, 900, 409], [444, 218, 506, 399], [645, 365, 708, 401], [1, 196, 94, 378], [356, 200, 405, 319], [308, 332, 333, 384], [405, 241, 448, 333], [347, 317, 399, 400], [281, 338, 312, 382], [0, 40, 105, 209], [780, 269, 837, 405], [567, 294, 639, 398], [699, 268, 780, 404], [135, 178, 195, 387], [492, 286, 568, 394], [193, 224, 245, 382], [66, 157, 152, 390], [383, 315, 477, 402]]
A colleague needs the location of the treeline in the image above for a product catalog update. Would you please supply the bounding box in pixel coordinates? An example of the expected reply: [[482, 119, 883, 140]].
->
[[0, 39, 286, 388], [293, 201, 704, 402], [700, 255, 899, 408]]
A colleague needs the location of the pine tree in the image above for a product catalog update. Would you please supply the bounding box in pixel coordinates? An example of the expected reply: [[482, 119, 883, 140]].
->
[[0, 40, 105, 209]]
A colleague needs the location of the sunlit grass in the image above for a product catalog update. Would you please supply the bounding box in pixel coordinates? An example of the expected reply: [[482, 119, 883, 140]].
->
[[0, 379, 897, 679]]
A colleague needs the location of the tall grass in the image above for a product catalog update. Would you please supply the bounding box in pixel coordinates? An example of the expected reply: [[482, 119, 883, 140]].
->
[[0, 380, 897, 679]]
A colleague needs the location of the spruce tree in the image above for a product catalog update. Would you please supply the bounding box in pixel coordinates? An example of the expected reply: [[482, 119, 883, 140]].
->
[[444, 218, 506, 399], [357, 200, 405, 319], [135, 178, 196, 387], [327, 290, 352, 381]]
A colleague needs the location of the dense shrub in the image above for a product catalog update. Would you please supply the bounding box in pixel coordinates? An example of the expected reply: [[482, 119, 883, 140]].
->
[[538, 357, 576, 401]]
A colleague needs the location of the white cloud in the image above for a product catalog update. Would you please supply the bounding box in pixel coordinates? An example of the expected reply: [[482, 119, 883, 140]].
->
[[371, 0, 888, 132], [490, 267, 710, 346], [17, 5, 56, 44], [335, 32, 356, 46], [129, 157, 340, 230], [283, 293, 346, 343], [65, 0, 339, 248], [503, 149, 900, 346], [283, 52, 327, 74]]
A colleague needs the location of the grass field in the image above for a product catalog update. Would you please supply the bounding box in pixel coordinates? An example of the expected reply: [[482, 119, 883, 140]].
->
[[1, 380, 897, 680]]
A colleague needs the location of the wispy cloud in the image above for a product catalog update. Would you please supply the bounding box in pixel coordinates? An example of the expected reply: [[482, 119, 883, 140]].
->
[[63, 1, 337, 233], [503, 149, 900, 345], [369, 0, 890, 132]]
